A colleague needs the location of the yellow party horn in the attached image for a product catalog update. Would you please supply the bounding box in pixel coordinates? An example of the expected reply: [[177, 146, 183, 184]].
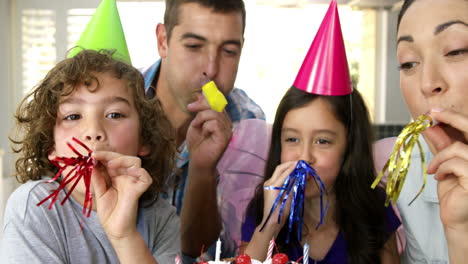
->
[[371, 115, 435, 206], [202, 81, 228, 112]]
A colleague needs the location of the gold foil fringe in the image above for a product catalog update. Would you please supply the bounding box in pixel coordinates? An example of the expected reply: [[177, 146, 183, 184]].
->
[[371, 115, 433, 206]]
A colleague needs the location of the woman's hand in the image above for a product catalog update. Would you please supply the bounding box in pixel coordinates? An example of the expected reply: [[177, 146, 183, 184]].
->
[[91, 151, 152, 240], [426, 109, 468, 231]]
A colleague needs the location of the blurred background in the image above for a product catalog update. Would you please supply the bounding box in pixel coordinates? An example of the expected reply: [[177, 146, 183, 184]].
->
[[0, 0, 408, 237]]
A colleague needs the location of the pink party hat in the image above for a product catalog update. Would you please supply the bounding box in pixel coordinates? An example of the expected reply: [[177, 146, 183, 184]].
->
[[293, 0, 352, 96]]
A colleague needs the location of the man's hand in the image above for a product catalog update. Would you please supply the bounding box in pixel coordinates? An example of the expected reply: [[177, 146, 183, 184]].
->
[[180, 94, 232, 257], [186, 94, 232, 171]]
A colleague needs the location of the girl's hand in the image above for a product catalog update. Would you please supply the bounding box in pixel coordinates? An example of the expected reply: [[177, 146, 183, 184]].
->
[[425, 109, 468, 231], [261, 161, 297, 234], [245, 161, 297, 262], [91, 151, 152, 240]]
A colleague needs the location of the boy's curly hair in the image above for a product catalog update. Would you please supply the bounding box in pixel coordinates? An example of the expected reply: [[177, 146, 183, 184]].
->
[[10, 49, 176, 206]]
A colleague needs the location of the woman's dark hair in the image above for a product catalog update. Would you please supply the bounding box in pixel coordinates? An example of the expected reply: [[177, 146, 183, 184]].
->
[[397, 0, 416, 31], [11, 49, 176, 207], [246, 87, 387, 263], [397, 0, 468, 31]]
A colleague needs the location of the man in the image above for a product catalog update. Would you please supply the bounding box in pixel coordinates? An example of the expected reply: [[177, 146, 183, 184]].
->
[[142, 0, 265, 260]]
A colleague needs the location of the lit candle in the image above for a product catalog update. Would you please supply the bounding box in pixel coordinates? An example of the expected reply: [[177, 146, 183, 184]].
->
[[303, 243, 309, 264], [215, 238, 222, 262]]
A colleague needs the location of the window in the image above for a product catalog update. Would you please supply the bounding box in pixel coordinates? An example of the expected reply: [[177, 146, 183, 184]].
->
[[67, 9, 94, 51], [235, 4, 376, 122], [21, 9, 56, 95], [14, 1, 377, 122], [15, 1, 165, 97]]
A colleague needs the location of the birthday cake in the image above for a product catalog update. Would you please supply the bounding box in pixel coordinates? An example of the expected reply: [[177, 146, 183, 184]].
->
[[198, 253, 298, 264]]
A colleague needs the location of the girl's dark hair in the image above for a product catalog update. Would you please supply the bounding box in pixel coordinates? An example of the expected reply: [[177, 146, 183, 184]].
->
[[10, 49, 176, 207], [247, 87, 387, 263]]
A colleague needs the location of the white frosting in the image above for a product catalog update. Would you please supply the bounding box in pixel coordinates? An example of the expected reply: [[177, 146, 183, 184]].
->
[[206, 258, 296, 263], [206, 259, 266, 264]]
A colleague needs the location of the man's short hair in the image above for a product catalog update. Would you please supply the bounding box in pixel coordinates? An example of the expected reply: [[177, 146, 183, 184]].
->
[[164, 0, 246, 41]]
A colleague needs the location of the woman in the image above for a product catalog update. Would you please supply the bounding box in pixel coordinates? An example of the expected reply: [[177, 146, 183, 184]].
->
[[375, 0, 468, 262]]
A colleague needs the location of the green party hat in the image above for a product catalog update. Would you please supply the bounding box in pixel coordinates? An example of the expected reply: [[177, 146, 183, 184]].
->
[[68, 0, 131, 64]]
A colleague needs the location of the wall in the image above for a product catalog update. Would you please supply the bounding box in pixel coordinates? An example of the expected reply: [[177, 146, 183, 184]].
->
[[0, 0, 17, 239], [384, 8, 410, 123], [0, 1, 13, 174], [374, 7, 410, 124]]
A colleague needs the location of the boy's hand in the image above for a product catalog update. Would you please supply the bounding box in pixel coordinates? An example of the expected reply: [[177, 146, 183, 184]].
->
[[91, 151, 152, 240]]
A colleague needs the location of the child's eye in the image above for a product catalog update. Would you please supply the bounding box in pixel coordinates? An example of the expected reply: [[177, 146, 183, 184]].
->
[[285, 137, 299, 143], [64, 114, 81, 121], [446, 49, 468, 57], [398, 61, 418, 71], [107, 112, 124, 119], [315, 138, 331, 145]]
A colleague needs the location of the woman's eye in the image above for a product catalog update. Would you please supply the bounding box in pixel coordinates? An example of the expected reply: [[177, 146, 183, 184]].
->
[[398, 61, 417, 70], [107, 112, 124, 119], [446, 49, 468, 57], [64, 114, 80, 121]]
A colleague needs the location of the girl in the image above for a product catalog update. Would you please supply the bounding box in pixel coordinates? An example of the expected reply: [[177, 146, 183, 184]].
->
[[0, 49, 179, 263], [242, 87, 400, 264], [374, 0, 468, 262]]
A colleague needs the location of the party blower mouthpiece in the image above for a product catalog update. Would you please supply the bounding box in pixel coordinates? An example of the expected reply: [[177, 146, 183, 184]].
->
[[202, 81, 228, 112]]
